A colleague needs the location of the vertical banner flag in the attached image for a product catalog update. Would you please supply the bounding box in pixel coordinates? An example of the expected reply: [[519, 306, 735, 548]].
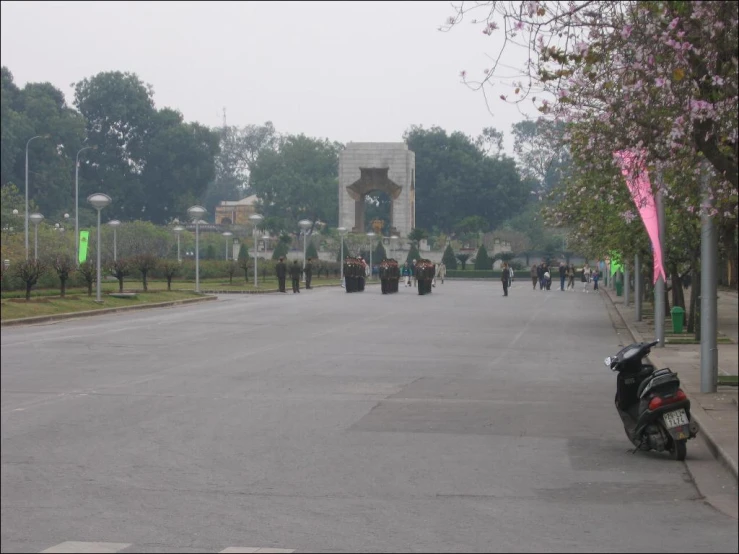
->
[[609, 251, 622, 277], [78, 231, 90, 264], [613, 150, 667, 284]]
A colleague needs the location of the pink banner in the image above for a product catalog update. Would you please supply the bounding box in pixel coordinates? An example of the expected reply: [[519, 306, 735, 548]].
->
[[614, 150, 667, 285]]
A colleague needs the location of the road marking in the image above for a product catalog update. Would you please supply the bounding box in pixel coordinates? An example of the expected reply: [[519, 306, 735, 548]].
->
[[219, 549, 295, 553], [40, 542, 131, 553]]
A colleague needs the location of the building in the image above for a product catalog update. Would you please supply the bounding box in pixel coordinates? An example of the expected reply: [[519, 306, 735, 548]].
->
[[215, 195, 258, 225]]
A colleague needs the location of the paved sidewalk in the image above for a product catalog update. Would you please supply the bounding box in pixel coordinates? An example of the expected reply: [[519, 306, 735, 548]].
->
[[601, 286, 738, 480]]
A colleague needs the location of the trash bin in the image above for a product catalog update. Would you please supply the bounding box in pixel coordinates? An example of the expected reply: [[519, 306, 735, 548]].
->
[[671, 306, 685, 334], [615, 281, 623, 296]]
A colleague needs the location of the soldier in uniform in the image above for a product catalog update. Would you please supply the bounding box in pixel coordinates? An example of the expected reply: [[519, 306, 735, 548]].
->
[[289, 259, 302, 293], [276, 257, 287, 293], [305, 257, 313, 289]]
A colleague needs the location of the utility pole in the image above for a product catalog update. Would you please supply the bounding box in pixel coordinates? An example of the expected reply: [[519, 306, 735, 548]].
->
[[700, 162, 718, 392], [654, 172, 665, 347]]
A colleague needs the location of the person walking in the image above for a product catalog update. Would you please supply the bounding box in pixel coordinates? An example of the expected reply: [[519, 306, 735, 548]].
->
[[592, 269, 600, 291], [530, 264, 538, 290], [501, 262, 509, 296], [559, 262, 567, 291], [289, 259, 302, 293], [276, 257, 287, 293], [567, 263, 576, 290], [411, 259, 417, 287], [402, 262, 411, 286], [436, 261, 446, 284], [544, 267, 551, 290], [508, 265, 514, 288], [304, 257, 313, 289], [537, 263, 545, 290]]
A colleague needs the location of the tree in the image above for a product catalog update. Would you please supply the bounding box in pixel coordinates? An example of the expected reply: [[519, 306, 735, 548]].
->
[[237, 243, 249, 261], [442, 243, 458, 270], [133, 253, 158, 291], [306, 241, 319, 259], [511, 119, 570, 194], [408, 227, 428, 245], [225, 260, 238, 285], [373, 239, 387, 262], [14, 259, 45, 301], [456, 253, 472, 270], [109, 258, 131, 293], [250, 134, 342, 230], [406, 243, 421, 266], [474, 245, 492, 270], [272, 241, 289, 260], [238, 255, 250, 282], [160, 260, 179, 291], [78, 260, 96, 297], [51, 255, 74, 297]]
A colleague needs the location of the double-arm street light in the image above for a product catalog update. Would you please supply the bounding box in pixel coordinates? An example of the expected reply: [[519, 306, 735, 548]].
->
[[187, 205, 207, 293], [75, 145, 95, 266], [29, 213, 44, 260], [338, 227, 347, 281], [87, 193, 112, 302], [108, 220, 121, 261], [249, 214, 264, 286], [25, 135, 50, 260]]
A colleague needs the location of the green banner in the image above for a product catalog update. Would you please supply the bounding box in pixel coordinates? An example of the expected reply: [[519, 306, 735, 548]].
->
[[79, 231, 90, 264], [609, 251, 623, 276]]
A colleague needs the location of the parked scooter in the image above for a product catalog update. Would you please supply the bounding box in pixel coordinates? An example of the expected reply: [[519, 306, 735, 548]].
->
[[605, 340, 698, 460]]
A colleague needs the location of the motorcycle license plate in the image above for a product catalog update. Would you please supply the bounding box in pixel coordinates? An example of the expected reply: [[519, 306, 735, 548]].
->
[[663, 409, 689, 429]]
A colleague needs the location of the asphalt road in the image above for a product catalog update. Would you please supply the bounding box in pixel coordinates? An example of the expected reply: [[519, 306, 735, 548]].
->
[[2, 281, 737, 553]]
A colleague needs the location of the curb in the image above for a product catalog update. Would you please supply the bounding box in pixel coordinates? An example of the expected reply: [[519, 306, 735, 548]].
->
[[601, 288, 738, 480], [1, 295, 217, 328]]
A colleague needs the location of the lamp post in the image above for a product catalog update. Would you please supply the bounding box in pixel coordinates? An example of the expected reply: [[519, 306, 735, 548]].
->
[[338, 227, 347, 281], [367, 231, 376, 280], [390, 234, 399, 260], [187, 206, 207, 293], [173, 225, 184, 262], [25, 135, 50, 260], [298, 219, 312, 273], [222, 231, 233, 260], [108, 220, 121, 261], [249, 214, 264, 286], [29, 213, 44, 260], [87, 193, 112, 302], [75, 145, 94, 266]]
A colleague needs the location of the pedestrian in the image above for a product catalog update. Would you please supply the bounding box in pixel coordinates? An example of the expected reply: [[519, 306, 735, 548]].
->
[[508, 265, 514, 288], [501, 262, 509, 296], [304, 257, 313, 289], [537, 263, 545, 290], [544, 268, 551, 290], [276, 257, 287, 293], [289, 259, 301, 293], [559, 262, 567, 291], [437, 261, 446, 284], [530, 264, 538, 290], [593, 269, 600, 291], [567, 263, 576, 290], [583, 263, 591, 283], [402, 262, 411, 286], [411, 259, 417, 287]]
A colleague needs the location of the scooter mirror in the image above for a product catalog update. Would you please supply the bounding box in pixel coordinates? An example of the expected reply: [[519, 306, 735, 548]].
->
[[604, 357, 612, 368]]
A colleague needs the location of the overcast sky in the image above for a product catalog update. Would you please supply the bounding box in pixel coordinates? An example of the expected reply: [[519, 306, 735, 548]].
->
[[1, 1, 539, 154]]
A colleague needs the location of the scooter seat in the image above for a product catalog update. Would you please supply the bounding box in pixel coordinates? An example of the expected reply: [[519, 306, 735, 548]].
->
[[637, 368, 678, 398]]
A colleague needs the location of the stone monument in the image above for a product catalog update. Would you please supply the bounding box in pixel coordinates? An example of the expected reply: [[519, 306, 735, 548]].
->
[[338, 143, 415, 237]]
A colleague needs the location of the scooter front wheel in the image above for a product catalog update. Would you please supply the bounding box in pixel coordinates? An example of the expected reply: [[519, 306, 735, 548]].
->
[[671, 439, 687, 461]]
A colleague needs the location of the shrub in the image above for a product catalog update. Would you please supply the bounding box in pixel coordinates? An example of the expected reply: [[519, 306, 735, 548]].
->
[[160, 260, 180, 291], [14, 259, 46, 301], [52, 255, 75, 298], [306, 241, 319, 259], [373, 240, 387, 262], [272, 242, 289, 260], [442, 244, 457, 270], [406, 244, 421, 265], [78, 260, 96, 297], [474, 245, 492, 270], [456, 253, 472, 270]]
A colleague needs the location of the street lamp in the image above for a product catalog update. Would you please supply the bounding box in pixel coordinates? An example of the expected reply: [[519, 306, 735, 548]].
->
[[367, 231, 376, 280], [29, 213, 44, 260], [249, 214, 264, 286], [187, 205, 207, 293], [222, 231, 233, 260], [108, 220, 121, 261], [390, 235, 399, 260], [298, 219, 312, 274], [87, 193, 112, 302], [173, 225, 184, 262], [75, 145, 95, 266], [25, 135, 50, 260], [338, 227, 347, 281]]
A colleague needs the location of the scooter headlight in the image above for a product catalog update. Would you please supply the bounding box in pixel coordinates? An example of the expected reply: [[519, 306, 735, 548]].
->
[[604, 356, 612, 368]]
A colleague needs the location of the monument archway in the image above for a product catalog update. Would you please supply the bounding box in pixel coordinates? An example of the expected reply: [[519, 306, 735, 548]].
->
[[339, 143, 415, 238]]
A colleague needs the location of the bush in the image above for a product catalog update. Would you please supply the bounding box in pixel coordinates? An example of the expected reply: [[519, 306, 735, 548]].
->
[[406, 244, 421, 265], [442, 244, 457, 270], [373, 240, 387, 262], [306, 241, 319, 259], [445, 270, 506, 279], [238, 243, 249, 261], [474, 245, 492, 270], [272, 242, 289, 260]]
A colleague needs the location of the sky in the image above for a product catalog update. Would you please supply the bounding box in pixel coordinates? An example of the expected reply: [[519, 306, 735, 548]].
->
[[1, 1, 540, 155]]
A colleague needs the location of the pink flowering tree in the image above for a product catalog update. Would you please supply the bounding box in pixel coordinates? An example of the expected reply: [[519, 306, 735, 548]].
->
[[444, 0, 737, 285]]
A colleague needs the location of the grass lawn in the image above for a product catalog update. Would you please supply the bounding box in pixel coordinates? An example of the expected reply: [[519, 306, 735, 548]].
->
[[1, 290, 204, 321], [718, 375, 738, 386]]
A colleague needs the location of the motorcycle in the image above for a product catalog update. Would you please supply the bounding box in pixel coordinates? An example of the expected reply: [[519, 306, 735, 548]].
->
[[604, 340, 698, 461]]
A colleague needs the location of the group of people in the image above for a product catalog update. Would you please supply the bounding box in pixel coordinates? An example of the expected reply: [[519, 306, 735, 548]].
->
[[399, 260, 447, 288], [527, 261, 600, 293], [275, 257, 315, 293]]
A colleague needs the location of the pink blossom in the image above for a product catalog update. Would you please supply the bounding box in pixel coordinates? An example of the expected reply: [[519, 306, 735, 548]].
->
[[620, 25, 633, 39]]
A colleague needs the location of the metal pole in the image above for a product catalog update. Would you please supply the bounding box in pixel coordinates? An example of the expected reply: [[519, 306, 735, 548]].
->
[[75, 153, 80, 266], [25, 141, 30, 260], [225, 237, 229, 260], [195, 222, 200, 293], [340, 237, 344, 281], [369, 240, 373, 280], [654, 184, 665, 347], [96, 208, 102, 302], [177, 234, 180, 263], [34, 223, 38, 260], [113, 228, 117, 262], [254, 230, 259, 287], [700, 165, 718, 392], [303, 231, 307, 282], [635, 253, 642, 321], [624, 263, 630, 307]]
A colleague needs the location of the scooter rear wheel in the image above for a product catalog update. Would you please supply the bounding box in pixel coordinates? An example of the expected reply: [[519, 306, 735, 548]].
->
[[671, 439, 687, 461]]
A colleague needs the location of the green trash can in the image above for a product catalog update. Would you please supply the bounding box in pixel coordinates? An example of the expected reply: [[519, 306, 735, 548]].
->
[[615, 281, 623, 296], [671, 306, 685, 334]]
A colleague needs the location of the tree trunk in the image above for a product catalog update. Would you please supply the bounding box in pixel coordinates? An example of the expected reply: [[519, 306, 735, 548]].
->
[[721, 222, 737, 288], [167, 276, 172, 291], [693, 270, 702, 341], [142, 271, 148, 292], [670, 267, 685, 309], [60, 278, 66, 298], [687, 270, 699, 333], [118, 277, 124, 293], [25, 282, 32, 301], [87, 282, 93, 297]]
